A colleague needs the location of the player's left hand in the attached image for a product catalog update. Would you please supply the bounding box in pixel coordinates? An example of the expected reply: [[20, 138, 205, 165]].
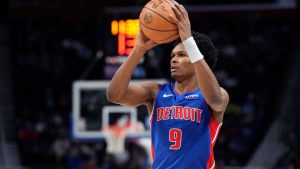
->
[[135, 28, 159, 52], [169, 1, 192, 42]]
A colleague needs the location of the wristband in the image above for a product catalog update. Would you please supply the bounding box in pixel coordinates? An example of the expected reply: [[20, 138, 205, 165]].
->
[[182, 37, 204, 63]]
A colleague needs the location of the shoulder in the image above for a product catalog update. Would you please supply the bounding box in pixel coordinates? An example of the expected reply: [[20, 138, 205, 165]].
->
[[140, 81, 161, 92], [141, 81, 164, 115], [140, 81, 164, 100]]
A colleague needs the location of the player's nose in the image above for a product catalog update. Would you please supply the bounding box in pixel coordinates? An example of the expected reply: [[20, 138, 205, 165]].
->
[[171, 55, 179, 63]]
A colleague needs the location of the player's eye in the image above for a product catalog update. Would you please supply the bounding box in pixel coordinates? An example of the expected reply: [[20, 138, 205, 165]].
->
[[171, 54, 175, 58], [179, 53, 185, 57]]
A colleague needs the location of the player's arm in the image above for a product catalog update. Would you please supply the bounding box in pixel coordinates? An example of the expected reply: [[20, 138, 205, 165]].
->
[[193, 62, 229, 122], [192, 59, 229, 118], [170, 2, 229, 121], [106, 30, 159, 107]]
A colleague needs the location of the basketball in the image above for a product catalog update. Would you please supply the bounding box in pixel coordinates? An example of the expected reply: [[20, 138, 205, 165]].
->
[[139, 0, 179, 44]]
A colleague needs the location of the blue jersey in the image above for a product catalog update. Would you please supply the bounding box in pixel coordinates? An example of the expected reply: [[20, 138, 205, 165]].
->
[[150, 83, 222, 169]]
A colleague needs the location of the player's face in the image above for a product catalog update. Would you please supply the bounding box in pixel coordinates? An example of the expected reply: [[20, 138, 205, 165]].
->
[[170, 43, 195, 80]]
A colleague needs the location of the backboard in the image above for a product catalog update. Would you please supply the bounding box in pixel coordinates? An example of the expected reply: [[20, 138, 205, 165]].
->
[[71, 79, 167, 140]]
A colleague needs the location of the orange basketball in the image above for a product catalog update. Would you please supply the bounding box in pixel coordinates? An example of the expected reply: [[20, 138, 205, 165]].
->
[[139, 0, 179, 44]]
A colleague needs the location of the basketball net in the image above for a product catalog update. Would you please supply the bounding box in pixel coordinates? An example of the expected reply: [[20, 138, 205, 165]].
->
[[104, 115, 144, 155], [103, 115, 133, 155], [104, 125, 130, 155]]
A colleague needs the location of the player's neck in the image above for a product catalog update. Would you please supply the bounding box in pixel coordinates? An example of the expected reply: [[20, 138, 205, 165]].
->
[[174, 78, 198, 95]]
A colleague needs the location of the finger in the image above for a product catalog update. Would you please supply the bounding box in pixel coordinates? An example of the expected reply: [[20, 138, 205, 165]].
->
[[173, 1, 178, 4], [174, 2, 186, 20], [138, 25, 144, 37], [171, 3, 183, 21], [173, 0, 180, 6], [173, 1, 183, 13], [179, 4, 189, 18], [169, 13, 179, 24], [138, 27, 149, 41], [175, 3, 188, 20]]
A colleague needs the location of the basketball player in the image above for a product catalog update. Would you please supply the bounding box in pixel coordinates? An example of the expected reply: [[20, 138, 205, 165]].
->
[[107, 2, 229, 169]]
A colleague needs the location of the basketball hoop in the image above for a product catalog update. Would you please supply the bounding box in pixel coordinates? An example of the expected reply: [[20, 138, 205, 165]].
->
[[104, 125, 129, 155], [103, 114, 145, 155], [103, 115, 133, 155]]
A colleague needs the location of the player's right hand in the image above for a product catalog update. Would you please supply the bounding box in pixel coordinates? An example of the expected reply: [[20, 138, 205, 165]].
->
[[169, 1, 192, 42], [135, 28, 159, 52]]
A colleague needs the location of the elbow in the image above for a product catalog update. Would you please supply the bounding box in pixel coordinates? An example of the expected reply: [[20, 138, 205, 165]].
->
[[106, 89, 122, 103], [207, 93, 229, 113], [207, 95, 224, 106]]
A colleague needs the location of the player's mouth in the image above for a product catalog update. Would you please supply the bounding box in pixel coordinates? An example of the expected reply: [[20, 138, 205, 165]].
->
[[171, 66, 179, 72]]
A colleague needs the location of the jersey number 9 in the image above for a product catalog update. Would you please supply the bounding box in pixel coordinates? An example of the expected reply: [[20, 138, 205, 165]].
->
[[169, 128, 182, 150]]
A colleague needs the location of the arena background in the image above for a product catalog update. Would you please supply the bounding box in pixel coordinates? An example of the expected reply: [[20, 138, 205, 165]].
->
[[0, 0, 299, 168]]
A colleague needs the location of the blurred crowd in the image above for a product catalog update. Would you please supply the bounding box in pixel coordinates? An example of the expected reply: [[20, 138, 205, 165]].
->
[[11, 8, 296, 169]]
